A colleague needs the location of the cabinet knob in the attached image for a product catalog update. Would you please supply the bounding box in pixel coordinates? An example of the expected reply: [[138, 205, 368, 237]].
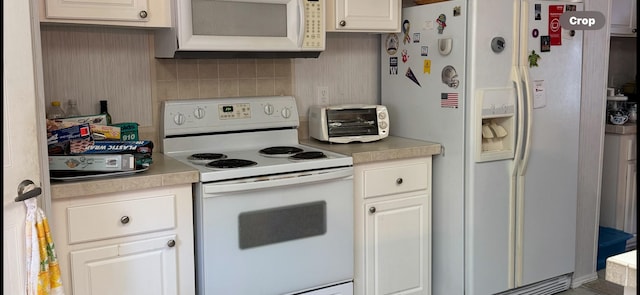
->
[[120, 216, 130, 224], [369, 207, 376, 214], [339, 20, 346, 27], [396, 178, 403, 185], [139, 10, 148, 19], [633, 28, 637, 33], [167, 239, 176, 247]]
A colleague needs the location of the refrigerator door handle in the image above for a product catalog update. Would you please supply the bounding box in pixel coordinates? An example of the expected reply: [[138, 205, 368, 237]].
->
[[512, 67, 524, 177], [518, 65, 533, 176]]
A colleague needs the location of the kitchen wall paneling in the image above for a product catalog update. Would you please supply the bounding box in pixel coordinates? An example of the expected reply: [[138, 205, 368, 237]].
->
[[572, 0, 612, 288], [40, 25, 153, 127], [293, 32, 381, 120]]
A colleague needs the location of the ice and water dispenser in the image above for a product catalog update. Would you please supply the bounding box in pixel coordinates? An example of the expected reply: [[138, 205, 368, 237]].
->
[[475, 88, 516, 162]]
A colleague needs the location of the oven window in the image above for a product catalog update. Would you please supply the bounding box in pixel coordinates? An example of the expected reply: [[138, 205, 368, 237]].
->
[[238, 201, 326, 249], [326, 108, 379, 137]]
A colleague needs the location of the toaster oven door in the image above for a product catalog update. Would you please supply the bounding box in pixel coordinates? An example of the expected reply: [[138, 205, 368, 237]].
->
[[326, 108, 380, 137]]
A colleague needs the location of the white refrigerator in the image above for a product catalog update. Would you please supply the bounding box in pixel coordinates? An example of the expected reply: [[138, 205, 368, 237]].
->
[[381, 1, 582, 294]]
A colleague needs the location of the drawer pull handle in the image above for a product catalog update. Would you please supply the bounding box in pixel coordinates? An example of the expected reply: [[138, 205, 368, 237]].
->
[[369, 207, 376, 214], [396, 178, 403, 185], [120, 216, 130, 224], [167, 239, 176, 247], [339, 20, 346, 27], [139, 10, 148, 18]]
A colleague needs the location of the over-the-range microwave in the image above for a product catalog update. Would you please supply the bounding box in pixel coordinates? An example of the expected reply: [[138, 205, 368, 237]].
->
[[155, 0, 325, 59], [309, 104, 389, 143]]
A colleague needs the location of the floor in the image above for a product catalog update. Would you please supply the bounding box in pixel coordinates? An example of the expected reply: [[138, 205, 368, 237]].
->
[[556, 270, 624, 295]]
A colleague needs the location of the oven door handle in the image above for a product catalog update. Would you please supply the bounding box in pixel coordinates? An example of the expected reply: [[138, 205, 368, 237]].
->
[[203, 167, 354, 195]]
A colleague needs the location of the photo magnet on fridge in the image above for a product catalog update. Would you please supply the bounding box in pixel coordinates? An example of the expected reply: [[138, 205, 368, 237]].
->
[[540, 36, 551, 52], [534, 4, 541, 20]]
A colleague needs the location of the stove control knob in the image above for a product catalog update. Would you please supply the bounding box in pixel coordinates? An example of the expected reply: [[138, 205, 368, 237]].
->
[[193, 107, 205, 119], [264, 104, 275, 115], [173, 113, 186, 125], [281, 107, 292, 118]]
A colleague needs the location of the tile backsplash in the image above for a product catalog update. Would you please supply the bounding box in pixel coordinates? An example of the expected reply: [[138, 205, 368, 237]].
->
[[40, 25, 380, 151]]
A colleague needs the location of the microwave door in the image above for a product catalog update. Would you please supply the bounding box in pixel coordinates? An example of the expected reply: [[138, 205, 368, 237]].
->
[[178, 0, 318, 52]]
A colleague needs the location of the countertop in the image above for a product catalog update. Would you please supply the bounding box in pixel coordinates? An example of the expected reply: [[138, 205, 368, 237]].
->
[[50, 153, 199, 200], [300, 136, 442, 164], [605, 122, 637, 134]]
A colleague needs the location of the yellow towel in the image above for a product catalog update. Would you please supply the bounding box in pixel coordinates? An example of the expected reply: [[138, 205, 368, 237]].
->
[[25, 198, 65, 295]]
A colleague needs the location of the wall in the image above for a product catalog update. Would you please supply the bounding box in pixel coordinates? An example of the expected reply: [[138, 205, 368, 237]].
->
[[39, 26, 380, 150]]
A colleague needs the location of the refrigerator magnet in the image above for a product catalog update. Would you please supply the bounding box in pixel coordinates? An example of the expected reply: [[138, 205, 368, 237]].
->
[[453, 6, 461, 17], [402, 49, 409, 63], [389, 57, 398, 75], [424, 59, 431, 74], [532, 29, 539, 38], [413, 33, 421, 43], [534, 4, 541, 20], [540, 36, 551, 52], [406, 67, 421, 87], [402, 20, 411, 44], [528, 50, 541, 67], [385, 34, 399, 55], [441, 65, 459, 88], [548, 5, 563, 45], [441, 93, 459, 109], [421, 46, 429, 56], [436, 14, 447, 34]]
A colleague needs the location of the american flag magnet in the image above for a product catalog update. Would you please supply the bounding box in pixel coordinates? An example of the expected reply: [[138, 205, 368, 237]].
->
[[441, 93, 459, 108]]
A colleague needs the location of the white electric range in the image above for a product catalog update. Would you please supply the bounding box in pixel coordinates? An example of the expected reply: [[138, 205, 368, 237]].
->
[[162, 96, 354, 295]]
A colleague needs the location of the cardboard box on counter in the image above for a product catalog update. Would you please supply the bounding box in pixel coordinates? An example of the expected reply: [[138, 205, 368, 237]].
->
[[54, 114, 110, 126], [71, 140, 154, 166], [47, 120, 121, 140], [49, 154, 136, 171], [47, 123, 91, 145]]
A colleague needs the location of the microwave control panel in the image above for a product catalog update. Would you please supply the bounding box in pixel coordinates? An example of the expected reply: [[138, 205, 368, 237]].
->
[[302, 0, 325, 49]]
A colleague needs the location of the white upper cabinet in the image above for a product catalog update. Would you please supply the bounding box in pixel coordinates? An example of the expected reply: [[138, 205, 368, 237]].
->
[[39, 0, 171, 28], [610, 0, 637, 36], [326, 0, 401, 32]]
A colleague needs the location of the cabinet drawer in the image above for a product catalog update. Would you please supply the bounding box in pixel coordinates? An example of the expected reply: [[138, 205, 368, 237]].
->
[[363, 162, 429, 198], [67, 195, 176, 244]]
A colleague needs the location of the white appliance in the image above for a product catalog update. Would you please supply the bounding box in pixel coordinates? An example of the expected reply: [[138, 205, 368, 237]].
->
[[308, 104, 390, 143], [162, 96, 354, 295], [381, 1, 582, 295], [155, 0, 325, 58]]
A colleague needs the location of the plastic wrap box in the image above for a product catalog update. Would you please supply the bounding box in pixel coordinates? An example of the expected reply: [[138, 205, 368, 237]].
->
[[49, 154, 135, 171], [596, 226, 633, 270]]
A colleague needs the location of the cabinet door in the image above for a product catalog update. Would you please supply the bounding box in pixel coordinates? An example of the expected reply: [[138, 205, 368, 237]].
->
[[624, 161, 636, 234], [70, 235, 177, 295], [330, 0, 401, 32], [610, 0, 637, 36], [365, 194, 430, 295], [44, 0, 150, 22]]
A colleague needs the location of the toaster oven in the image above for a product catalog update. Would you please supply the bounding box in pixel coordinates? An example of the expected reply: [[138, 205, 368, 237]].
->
[[308, 104, 389, 143]]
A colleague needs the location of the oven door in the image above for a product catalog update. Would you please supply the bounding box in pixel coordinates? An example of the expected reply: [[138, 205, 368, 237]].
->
[[195, 167, 354, 295]]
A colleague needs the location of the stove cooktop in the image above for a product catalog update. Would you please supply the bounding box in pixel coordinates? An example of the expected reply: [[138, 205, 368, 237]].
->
[[167, 144, 352, 182]]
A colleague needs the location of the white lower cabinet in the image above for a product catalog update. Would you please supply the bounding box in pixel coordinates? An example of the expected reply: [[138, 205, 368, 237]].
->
[[354, 157, 432, 295], [600, 132, 637, 248], [69, 235, 177, 295], [51, 184, 195, 295]]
